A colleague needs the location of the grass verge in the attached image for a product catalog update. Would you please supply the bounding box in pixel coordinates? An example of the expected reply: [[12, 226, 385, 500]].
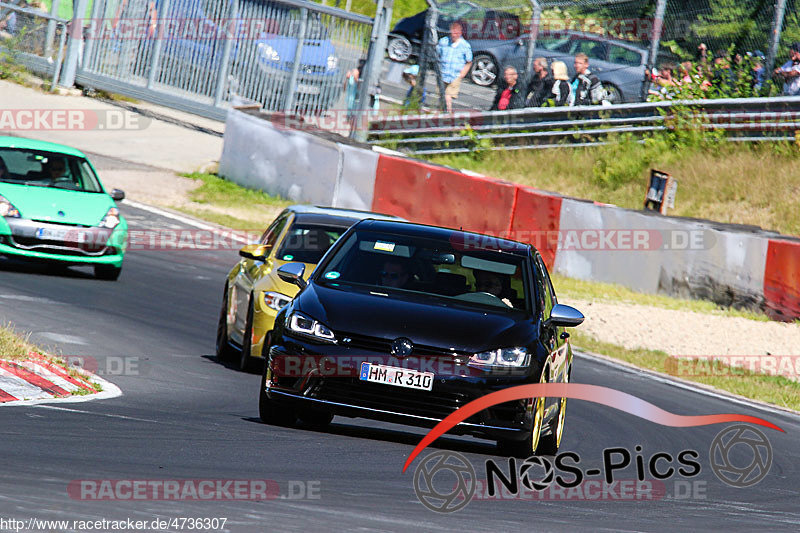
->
[[177, 172, 292, 230], [0, 324, 102, 392], [571, 330, 800, 412]]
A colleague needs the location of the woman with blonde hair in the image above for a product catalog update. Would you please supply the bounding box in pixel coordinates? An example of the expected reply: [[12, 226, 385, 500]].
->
[[549, 61, 571, 106]]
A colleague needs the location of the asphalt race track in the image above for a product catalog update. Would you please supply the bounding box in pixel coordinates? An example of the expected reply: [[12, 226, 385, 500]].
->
[[1, 203, 799, 532]]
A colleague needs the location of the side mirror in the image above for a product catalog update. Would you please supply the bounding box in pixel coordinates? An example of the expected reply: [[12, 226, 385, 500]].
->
[[239, 244, 269, 261], [110, 189, 125, 201], [548, 304, 584, 328], [277, 263, 307, 289]]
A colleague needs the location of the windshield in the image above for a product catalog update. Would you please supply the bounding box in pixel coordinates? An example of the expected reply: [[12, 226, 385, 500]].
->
[[276, 224, 347, 264], [317, 230, 530, 312], [0, 148, 104, 193]]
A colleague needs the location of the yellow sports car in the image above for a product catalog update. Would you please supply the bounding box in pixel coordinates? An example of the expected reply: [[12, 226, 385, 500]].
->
[[216, 205, 403, 371]]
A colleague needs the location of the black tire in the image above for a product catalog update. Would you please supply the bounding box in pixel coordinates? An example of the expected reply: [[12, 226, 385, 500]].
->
[[470, 53, 498, 87], [387, 35, 412, 62], [603, 83, 624, 104], [259, 361, 296, 426], [215, 284, 236, 362], [238, 295, 257, 373], [497, 364, 549, 458], [94, 264, 121, 281]]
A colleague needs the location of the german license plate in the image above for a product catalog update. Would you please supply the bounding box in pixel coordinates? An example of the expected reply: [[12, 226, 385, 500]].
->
[[359, 362, 434, 391], [36, 227, 67, 241], [297, 83, 321, 95]]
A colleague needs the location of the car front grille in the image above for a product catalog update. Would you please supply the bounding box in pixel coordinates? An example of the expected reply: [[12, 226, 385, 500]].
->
[[1, 235, 114, 256], [335, 331, 470, 361]]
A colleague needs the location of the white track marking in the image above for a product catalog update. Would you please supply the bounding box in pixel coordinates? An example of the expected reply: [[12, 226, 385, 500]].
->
[[32, 405, 158, 423]]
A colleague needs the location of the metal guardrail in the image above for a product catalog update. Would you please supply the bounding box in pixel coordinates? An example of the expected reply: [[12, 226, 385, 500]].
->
[[367, 96, 800, 154], [0, 1, 67, 90]]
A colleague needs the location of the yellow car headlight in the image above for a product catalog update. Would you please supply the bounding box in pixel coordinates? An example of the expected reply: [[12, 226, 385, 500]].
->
[[264, 291, 292, 311]]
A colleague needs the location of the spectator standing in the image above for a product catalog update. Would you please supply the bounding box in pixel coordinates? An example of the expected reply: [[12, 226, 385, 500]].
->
[[549, 61, 571, 106], [490, 66, 527, 111], [526, 57, 554, 107], [570, 53, 604, 106], [402, 64, 426, 107], [774, 42, 800, 96], [747, 51, 766, 91], [437, 21, 473, 114]]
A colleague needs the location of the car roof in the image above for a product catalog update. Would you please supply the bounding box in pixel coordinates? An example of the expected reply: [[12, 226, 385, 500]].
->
[[354, 219, 531, 256], [288, 205, 405, 227], [0, 136, 87, 158], [534, 30, 647, 51]]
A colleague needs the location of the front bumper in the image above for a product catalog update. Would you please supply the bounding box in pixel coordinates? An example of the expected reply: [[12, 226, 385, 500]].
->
[[0, 218, 126, 266], [265, 334, 537, 441]]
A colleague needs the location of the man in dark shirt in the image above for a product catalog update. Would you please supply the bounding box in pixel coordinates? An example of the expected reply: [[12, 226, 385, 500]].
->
[[526, 57, 554, 107], [490, 66, 528, 111]]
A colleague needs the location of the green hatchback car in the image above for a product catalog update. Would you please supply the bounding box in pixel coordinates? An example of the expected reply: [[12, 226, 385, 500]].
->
[[0, 137, 127, 280]]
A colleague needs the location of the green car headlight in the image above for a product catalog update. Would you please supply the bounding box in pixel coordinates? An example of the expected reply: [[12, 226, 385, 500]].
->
[[0, 194, 20, 218]]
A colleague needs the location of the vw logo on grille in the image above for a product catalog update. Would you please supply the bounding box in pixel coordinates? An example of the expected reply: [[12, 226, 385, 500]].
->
[[390, 337, 413, 357]]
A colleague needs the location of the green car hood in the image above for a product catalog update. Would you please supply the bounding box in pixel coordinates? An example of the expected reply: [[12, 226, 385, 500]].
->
[[0, 182, 114, 226]]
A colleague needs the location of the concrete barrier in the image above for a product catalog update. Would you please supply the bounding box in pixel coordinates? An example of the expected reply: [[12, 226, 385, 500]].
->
[[553, 199, 768, 310]]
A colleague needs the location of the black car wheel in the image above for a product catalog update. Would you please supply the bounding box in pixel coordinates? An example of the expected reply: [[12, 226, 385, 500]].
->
[[498, 365, 552, 458], [603, 83, 623, 104], [470, 54, 498, 86], [259, 361, 297, 426], [387, 35, 413, 62], [239, 295, 257, 372], [94, 264, 121, 281], [215, 284, 236, 362]]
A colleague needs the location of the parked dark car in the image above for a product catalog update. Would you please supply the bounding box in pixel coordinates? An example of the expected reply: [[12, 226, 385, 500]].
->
[[387, 0, 521, 62], [259, 219, 584, 457], [469, 30, 662, 103]]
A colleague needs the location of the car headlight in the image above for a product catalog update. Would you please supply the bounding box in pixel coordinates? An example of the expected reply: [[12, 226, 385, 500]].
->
[[0, 194, 20, 218], [258, 43, 280, 62], [286, 311, 336, 343], [264, 291, 292, 311], [326, 54, 338, 70], [98, 207, 120, 229], [469, 347, 529, 368]]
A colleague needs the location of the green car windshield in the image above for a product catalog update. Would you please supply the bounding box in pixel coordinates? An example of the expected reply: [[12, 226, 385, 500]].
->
[[0, 148, 104, 193]]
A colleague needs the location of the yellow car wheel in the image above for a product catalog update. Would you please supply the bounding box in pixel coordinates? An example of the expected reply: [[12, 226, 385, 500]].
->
[[238, 294, 257, 373]]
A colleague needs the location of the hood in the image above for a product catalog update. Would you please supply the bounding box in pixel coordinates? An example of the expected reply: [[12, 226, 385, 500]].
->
[[297, 283, 536, 354], [0, 183, 114, 226]]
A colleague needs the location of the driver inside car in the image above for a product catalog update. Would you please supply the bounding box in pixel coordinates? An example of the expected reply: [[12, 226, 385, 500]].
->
[[379, 259, 411, 289], [474, 269, 514, 308]]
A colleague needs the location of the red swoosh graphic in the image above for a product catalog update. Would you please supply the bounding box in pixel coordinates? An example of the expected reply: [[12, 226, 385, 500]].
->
[[402, 383, 783, 472]]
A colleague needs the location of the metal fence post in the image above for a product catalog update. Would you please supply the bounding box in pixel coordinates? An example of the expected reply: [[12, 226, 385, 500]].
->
[[642, 0, 667, 101], [146, 0, 171, 89], [283, 7, 308, 112], [214, 0, 239, 106], [60, 0, 90, 87], [44, 0, 59, 59], [766, 0, 788, 78], [352, 0, 388, 141], [526, 0, 541, 75], [81, 0, 103, 70]]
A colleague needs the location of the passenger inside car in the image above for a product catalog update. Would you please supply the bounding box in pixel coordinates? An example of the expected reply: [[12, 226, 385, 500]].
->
[[379, 259, 411, 289], [474, 269, 515, 308]]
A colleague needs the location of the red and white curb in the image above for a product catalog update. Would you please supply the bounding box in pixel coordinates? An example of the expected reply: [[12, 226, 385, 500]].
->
[[0, 354, 121, 406]]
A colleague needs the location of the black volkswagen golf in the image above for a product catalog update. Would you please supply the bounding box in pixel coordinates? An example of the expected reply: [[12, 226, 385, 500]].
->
[[259, 219, 584, 457]]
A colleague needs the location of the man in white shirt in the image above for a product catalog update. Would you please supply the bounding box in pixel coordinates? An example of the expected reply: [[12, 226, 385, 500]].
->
[[774, 42, 800, 96]]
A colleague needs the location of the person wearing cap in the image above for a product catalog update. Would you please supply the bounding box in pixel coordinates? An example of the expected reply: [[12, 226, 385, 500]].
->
[[549, 61, 571, 107], [774, 43, 800, 96], [402, 64, 426, 107], [747, 50, 766, 91]]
